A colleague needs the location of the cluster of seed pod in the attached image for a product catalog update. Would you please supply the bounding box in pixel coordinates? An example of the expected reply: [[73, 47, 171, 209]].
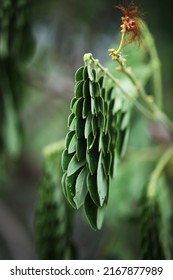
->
[[0, 0, 35, 154], [61, 64, 130, 229], [36, 144, 75, 259], [139, 188, 165, 260], [0, 0, 34, 59]]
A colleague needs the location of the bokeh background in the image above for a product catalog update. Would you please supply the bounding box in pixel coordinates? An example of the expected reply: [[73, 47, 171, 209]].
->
[[0, 0, 173, 259]]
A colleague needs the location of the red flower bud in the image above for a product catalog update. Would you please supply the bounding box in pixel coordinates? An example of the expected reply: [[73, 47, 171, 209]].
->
[[116, 1, 143, 46]]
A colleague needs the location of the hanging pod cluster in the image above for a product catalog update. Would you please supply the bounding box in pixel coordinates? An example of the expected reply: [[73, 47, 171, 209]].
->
[[0, 0, 34, 60], [35, 143, 75, 260], [61, 59, 130, 230], [0, 0, 35, 155], [139, 187, 166, 260]]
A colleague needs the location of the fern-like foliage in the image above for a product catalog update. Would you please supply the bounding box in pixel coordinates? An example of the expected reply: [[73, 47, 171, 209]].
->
[[0, 0, 35, 155], [139, 187, 166, 260], [35, 142, 75, 259], [61, 59, 131, 230]]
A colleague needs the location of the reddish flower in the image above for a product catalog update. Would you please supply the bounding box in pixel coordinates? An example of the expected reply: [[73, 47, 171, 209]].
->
[[116, 1, 143, 46]]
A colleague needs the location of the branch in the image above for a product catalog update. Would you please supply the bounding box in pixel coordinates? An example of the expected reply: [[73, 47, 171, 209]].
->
[[84, 53, 173, 133], [147, 146, 173, 198]]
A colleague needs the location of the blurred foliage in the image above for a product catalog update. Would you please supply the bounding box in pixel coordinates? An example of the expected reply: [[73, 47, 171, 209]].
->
[[35, 141, 76, 259], [0, 0, 173, 260], [139, 183, 166, 260], [0, 0, 35, 156]]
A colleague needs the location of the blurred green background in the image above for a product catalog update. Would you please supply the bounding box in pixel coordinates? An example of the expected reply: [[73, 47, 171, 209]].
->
[[0, 0, 173, 259]]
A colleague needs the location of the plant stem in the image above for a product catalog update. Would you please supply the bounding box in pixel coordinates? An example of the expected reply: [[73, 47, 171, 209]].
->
[[114, 31, 126, 55], [147, 146, 173, 199], [84, 53, 134, 101], [84, 53, 173, 132], [117, 61, 173, 132], [141, 23, 163, 109]]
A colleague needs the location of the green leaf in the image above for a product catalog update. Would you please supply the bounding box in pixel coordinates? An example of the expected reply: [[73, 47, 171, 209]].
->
[[91, 97, 96, 115], [65, 131, 75, 148], [121, 111, 130, 130], [117, 111, 125, 128], [84, 193, 105, 230], [70, 97, 77, 110], [98, 131, 104, 152], [73, 167, 87, 209], [68, 113, 75, 128], [102, 132, 111, 154], [87, 65, 94, 81], [107, 87, 114, 101], [104, 102, 108, 133], [98, 112, 105, 131], [75, 66, 84, 82], [120, 128, 130, 157], [75, 81, 84, 98], [61, 149, 73, 172], [67, 154, 85, 176], [91, 115, 98, 136], [87, 132, 96, 150], [82, 98, 90, 118], [98, 76, 104, 88], [87, 173, 100, 206], [73, 97, 83, 118], [108, 99, 115, 115], [84, 112, 92, 139], [101, 88, 106, 100], [61, 172, 68, 198], [83, 66, 89, 80], [68, 133, 77, 154], [69, 116, 76, 131], [97, 204, 106, 230], [66, 172, 78, 208], [76, 137, 86, 161], [107, 105, 115, 131], [83, 79, 90, 98], [86, 136, 99, 174], [102, 152, 111, 177], [113, 98, 123, 113], [84, 193, 98, 230], [117, 128, 129, 157], [97, 153, 108, 206], [75, 117, 85, 138], [98, 96, 104, 113], [89, 81, 99, 98]]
